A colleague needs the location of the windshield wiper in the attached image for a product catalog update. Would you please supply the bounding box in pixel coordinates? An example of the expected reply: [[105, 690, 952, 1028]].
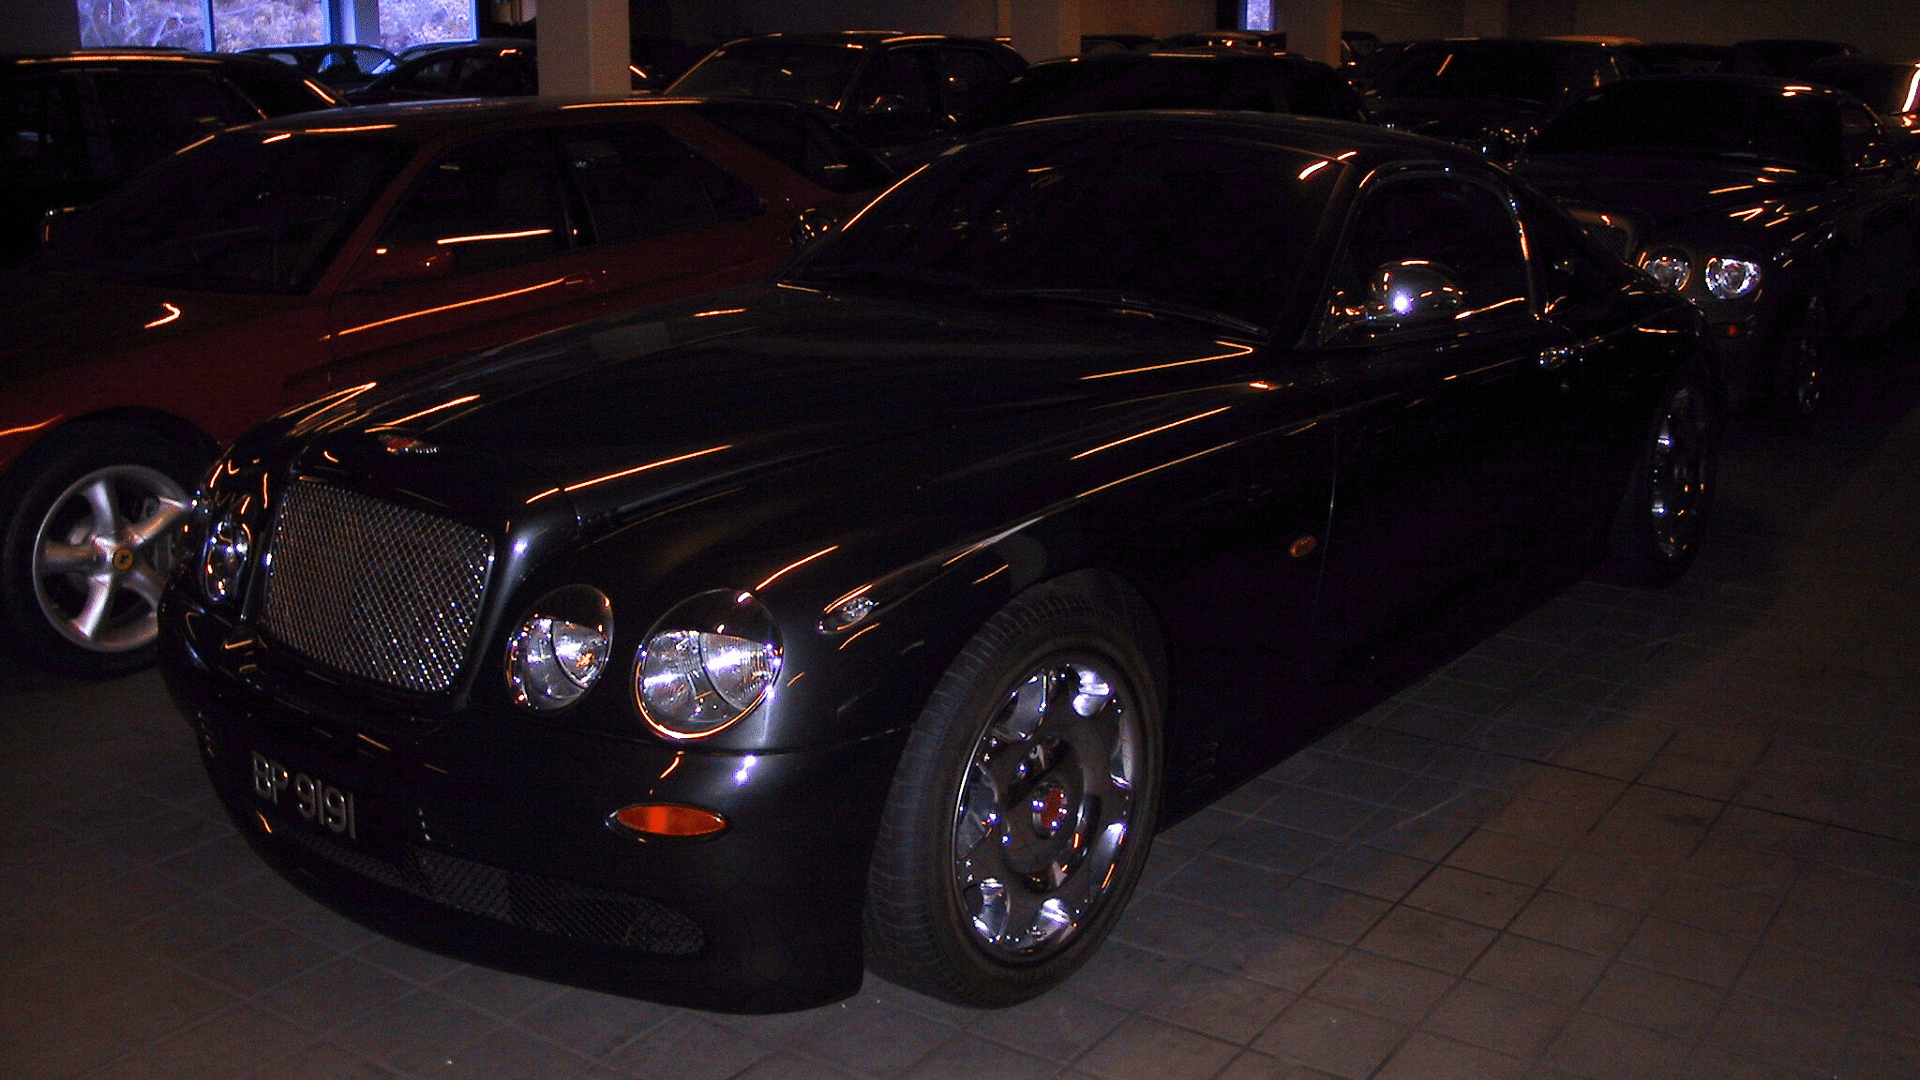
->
[[985, 287, 1268, 337]]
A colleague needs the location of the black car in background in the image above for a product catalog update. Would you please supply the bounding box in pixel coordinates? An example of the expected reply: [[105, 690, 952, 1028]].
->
[[1515, 75, 1920, 420], [242, 43, 397, 91], [971, 48, 1370, 130], [1367, 37, 1642, 161], [665, 31, 1027, 167], [1732, 38, 1860, 78], [0, 49, 341, 263], [1619, 42, 1738, 75], [160, 111, 1716, 1013], [347, 38, 542, 102], [1809, 55, 1920, 131]]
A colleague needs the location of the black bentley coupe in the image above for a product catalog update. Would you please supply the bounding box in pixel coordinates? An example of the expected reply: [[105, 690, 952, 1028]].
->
[[1514, 74, 1920, 421], [159, 112, 1716, 1012]]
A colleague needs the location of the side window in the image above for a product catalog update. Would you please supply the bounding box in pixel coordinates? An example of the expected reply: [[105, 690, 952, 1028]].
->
[[456, 55, 534, 96], [861, 49, 938, 123], [1840, 100, 1879, 167], [1330, 173, 1533, 337], [400, 57, 458, 93], [88, 68, 258, 180], [557, 122, 762, 244], [4, 72, 94, 185], [1515, 188, 1633, 316], [222, 62, 328, 116], [376, 132, 568, 274], [932, 48, 1012, 125]]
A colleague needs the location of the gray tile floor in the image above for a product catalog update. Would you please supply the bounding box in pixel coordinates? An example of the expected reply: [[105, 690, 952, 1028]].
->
[[5, 345, 1920, 1080]]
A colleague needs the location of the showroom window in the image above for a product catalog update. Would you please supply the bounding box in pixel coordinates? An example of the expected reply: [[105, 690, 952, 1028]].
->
[[77, 0, 475, 53]]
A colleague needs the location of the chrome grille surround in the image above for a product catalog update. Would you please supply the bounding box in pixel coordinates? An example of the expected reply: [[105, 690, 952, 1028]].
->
[[258, 480, 492, 694]]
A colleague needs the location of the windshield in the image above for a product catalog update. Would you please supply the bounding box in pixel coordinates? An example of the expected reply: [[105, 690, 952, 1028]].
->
[[38, 130, 411, 292], [1528, 81, 1844, 173], [668, 42, 866, 109], [787, 124, 1327, 332], [1373, 43, 1563, 105]]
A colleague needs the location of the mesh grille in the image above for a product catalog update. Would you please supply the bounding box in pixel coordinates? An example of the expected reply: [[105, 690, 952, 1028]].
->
[[259, 481, 492, 694], [285, 829, 706, 956]]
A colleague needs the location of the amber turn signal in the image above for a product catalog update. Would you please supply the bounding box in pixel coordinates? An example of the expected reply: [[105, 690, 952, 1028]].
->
[[609, 803, 729, 838]]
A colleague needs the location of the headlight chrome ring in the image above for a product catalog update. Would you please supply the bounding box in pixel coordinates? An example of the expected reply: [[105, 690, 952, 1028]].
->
[[1641, 248, 1692, 292], [506, 585, 613, 711], [1704, 256, 1762, 299], [636, 590, 782, 740]]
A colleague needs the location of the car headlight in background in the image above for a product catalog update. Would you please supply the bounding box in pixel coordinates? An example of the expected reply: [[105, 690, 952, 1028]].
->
[[506, 585, 612, 710], [199, 513, 250, 604], [1704, 256, 1762, 299], [636, 590, 782, 740], [1640, 248, 1691, 292]]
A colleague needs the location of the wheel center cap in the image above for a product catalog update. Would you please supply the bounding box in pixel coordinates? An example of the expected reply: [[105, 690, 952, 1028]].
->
[[110, 547, 136, 572], [1029, 783, 1071, 837]]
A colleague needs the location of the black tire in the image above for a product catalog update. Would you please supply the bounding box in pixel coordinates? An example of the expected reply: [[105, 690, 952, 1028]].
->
[[1767, 293, 1830, 430], [0, 425, 202, 677], [1594, 369, 1718, 588], [864, 573, 1164, 1007]]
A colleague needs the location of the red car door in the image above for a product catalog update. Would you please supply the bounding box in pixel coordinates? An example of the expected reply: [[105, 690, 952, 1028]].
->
[[547, 118, 803, 322], [319, 129, 602, 394]]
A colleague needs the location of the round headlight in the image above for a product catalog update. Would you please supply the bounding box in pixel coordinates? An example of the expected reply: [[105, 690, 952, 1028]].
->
[[1641, 249, 1691, 292], [636, 591, 782, 740], [506, 586, 612, 711], [1704, 256, 1762, 299], [200, 514, 250, 604]]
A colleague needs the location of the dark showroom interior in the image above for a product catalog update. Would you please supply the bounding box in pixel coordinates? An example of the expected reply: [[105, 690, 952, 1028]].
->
[[3, 1, 1919, 1078]]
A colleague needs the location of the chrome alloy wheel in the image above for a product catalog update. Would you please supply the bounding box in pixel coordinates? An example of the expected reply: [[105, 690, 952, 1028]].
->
[[1647, 385, 1711, 561], [31, 464, 190, 654], [949, 658, 1143, 960], [1785, 296, 1828, 419]]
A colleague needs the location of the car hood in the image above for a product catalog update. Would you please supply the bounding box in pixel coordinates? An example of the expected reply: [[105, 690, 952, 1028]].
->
[[0, 269, 302, 380], [1515, 152, 1827, 243], [278, 285, 1262, 527]]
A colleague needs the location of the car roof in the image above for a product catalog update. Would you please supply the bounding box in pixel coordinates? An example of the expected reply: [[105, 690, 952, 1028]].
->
[[1582, 72, 1854, 97], [233, 93, 817, 139], [991, 108, 1485, 170], [714, 30, 996, 47], [1028, 49, 1331, 69], [3, 48, 293, 68]]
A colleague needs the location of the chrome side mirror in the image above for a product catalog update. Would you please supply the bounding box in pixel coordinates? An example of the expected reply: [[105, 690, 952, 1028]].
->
[[1364, 259, 1465, 326]]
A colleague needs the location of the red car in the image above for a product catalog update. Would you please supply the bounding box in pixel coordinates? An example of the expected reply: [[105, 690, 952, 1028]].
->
[[0, 95, 889, 676]]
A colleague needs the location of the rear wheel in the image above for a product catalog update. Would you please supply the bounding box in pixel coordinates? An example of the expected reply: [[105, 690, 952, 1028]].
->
[[865, 575, 1163, 1007], [1595, 371, 1717, 587], [1773, 293, 1829, 426], [1, 427, 200, 677]]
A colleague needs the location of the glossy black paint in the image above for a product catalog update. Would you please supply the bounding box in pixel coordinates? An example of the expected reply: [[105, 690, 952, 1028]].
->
[[159, 113, 1709, 1011], [1515, 75, 1920, 413]]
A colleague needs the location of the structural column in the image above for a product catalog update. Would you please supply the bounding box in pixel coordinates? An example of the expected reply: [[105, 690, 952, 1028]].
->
[[1281, 0, 1342, 66], [334, 0, 380, 46], [997, 0, 1080, 62], [539, 0, 631, 97], [1461, 0, 1511, 38]]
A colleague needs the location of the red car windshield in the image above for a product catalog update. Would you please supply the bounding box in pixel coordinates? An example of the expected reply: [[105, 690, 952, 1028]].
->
[[39, 130, 411, 293]]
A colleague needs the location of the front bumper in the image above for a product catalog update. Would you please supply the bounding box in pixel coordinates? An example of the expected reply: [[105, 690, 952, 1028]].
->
[[158, 600, 907, 1013]]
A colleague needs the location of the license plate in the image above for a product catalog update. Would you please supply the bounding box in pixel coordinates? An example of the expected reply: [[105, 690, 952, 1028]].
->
[[251, 751, 358, 840]]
